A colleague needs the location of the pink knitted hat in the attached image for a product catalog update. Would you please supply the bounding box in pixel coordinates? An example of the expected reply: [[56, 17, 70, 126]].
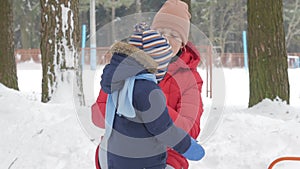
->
[[151, 0, 191, 45]]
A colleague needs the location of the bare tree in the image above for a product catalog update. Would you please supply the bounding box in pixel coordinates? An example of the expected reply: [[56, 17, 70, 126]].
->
[[0, 0, 18, 90], [100, 0, 135, 41], [13, 0, 40, 49], [248, 0, 290, 107], [40, 0, 85, 105], [192, 0, 246, 55], [136, 0, 141, 13], [214, 0, 246, 56], [284, 0, 300, 49]]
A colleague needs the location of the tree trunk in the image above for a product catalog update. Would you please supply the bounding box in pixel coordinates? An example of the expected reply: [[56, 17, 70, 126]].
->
[[111, 0, 116, 41], [136, 0, 141, 13], [0, 0, 19, 90], [248, 0, 289, 107], [41, 0, 85, 105], [20, 15, 31, 49], [209, 1, 215, 43]]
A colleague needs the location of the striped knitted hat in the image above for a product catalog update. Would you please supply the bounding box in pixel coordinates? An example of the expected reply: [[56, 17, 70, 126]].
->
[[128, 22, 173, 81]]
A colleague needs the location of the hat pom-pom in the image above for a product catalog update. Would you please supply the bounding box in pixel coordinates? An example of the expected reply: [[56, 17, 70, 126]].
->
[[134, 22, 150, 33]]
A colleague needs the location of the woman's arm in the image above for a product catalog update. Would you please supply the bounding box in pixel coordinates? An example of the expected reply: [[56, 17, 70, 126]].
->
[[168, 71, 203, 139], [91, 89, 108, 128]]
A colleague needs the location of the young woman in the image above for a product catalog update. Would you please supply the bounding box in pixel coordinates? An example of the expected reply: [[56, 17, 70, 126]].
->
[[93, 0, 204, 168], [96, 23, 204, 169], [151, 0, 204, 168]]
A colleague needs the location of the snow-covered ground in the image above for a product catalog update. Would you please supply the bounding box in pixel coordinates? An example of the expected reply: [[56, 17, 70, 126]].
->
[[1, 61, 300, 169]]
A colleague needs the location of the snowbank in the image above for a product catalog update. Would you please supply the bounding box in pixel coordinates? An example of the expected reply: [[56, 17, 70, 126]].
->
[[0, 84, 95, 169]]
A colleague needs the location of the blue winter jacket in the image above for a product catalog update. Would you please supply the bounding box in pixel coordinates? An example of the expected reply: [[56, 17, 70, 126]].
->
[[99, 42, 191, 169]]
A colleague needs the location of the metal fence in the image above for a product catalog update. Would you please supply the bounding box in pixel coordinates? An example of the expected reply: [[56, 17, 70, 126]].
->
[[14, 48, 300, 68]]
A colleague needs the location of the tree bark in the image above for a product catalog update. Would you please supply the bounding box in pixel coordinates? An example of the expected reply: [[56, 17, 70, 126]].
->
[[41, 0, 56, 102], [41, 0, 85, 105], [248, 0, 290, 107], [0, 0, 19, 90]]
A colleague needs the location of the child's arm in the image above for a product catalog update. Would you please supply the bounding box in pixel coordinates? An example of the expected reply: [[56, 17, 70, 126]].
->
[[133, 80, 204, 160]]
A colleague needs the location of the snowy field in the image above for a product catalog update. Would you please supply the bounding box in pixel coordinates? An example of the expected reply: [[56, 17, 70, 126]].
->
[[1, 61, 300, 169]]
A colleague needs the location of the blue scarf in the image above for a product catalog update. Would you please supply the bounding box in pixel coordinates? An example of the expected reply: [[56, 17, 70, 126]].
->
[[104, 73, 157, 138]]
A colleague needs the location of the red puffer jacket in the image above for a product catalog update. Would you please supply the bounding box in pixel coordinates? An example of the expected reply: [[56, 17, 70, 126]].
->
[[92, 41, 203, 169], [160, 41, 203, 169]]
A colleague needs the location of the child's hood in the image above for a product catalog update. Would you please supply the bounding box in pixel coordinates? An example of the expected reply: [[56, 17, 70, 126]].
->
[[100, 42, 158, 94]]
